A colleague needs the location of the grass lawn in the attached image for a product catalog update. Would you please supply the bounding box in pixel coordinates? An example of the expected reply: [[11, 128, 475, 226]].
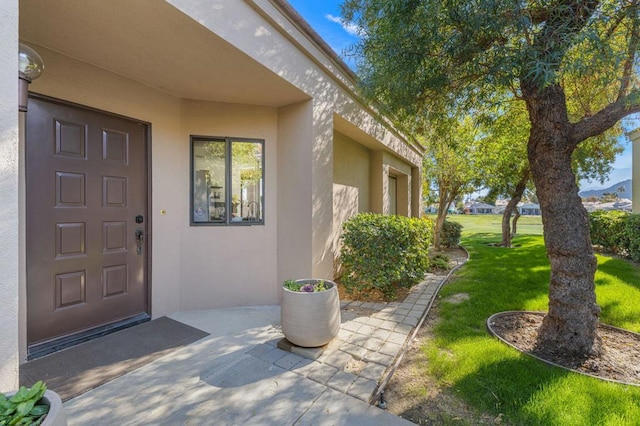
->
[[435, 213, 544, 236], [422, 214, 640, 425]]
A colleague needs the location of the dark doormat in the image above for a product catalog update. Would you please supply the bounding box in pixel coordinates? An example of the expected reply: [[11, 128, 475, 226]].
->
[[20, 317, 209, 401]]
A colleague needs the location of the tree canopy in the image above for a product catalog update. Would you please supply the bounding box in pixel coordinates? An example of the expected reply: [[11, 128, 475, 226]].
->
[[343, 0, 639, 125], [421, 115, 482, 247], [343, 0, 639, 357]]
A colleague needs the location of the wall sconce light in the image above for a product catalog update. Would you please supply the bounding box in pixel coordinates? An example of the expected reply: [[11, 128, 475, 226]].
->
[[18, 43, 44, 112]]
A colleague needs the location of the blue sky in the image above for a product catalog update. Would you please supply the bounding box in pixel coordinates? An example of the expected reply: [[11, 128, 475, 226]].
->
[[287, 0, 359, 67], [286, 0, 635, 191]]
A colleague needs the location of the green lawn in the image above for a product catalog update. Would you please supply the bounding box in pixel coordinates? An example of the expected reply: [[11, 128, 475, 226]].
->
[[434, 213, 544, 236], [422, 215, 640, 425]]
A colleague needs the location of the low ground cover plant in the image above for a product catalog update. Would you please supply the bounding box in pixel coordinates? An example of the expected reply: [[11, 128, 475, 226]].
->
[[340, 213, 433, 299], [427, 253, 450, 272]]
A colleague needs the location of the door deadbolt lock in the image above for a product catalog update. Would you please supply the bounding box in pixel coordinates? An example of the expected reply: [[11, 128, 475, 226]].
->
[[135, 215, 144, 224]]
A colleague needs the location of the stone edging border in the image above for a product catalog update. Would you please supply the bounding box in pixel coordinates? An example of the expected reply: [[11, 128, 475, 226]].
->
[[486, 310, 640, 387]]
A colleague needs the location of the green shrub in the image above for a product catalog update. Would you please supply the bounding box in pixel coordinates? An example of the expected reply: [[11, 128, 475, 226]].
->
[[440, 220, 463, 248], [589, 210, 629, 255], [340, 213, 433, 298], [625, 213, 640, 262]]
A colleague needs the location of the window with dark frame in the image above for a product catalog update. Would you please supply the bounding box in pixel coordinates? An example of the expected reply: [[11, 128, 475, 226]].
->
[[191, 136, 264, 226]]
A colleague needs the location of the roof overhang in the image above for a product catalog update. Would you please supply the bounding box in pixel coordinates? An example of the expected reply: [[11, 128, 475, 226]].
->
[[19, 0, 309, 107]]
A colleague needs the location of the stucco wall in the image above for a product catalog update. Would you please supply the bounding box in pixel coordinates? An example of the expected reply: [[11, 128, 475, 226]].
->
[[311, 100, 336, 279], [26, 48, 291, 314], [333, 132, 371, 213], [383, 152, 413, 216], [11, 0, 423, 366], [331, 132, 418, 275], [179, 100, 280, 308], [0, 0, 19, 391], [277, 101, 314, 283], [332, 184, 359, 277], [169, 0, 422, 278]]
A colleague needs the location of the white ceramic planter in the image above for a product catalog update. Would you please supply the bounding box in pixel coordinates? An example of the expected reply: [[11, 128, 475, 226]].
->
[[281, 279, 341, 347], [41, 390, 67, 426]]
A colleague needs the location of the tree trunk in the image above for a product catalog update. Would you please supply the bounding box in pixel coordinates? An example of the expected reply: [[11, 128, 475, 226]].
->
[[500, 204, 515, 247], [500, 169, 529, 247], [434, 210, 445, 249], [434, 181, 459, 249], [511, 208, 520, 238], [524, 83, 601, 357]]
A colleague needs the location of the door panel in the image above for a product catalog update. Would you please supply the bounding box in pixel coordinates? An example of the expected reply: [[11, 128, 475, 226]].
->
[[26, 97, 148, 346]]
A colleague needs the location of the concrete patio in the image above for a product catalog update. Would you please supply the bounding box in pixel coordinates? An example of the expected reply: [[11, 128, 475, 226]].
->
[[62, 267, 460, 425]]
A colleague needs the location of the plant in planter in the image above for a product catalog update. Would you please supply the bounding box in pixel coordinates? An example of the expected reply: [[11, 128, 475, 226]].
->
[[281, 279, 341, 347], [283, 279, 330, 293], [1, 381, 67, 426]]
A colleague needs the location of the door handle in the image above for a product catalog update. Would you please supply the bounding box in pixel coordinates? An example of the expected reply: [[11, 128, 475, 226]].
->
[[135, 228, 144, 255]]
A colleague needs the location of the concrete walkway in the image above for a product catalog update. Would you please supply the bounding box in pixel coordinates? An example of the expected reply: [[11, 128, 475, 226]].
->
[[63, 265, 462, 425]]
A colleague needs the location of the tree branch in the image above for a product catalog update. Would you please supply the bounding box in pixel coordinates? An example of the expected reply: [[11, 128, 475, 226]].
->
[[617, 13, 639, 102], [571, 92, 640, 145], [604, 4, 631, 39]]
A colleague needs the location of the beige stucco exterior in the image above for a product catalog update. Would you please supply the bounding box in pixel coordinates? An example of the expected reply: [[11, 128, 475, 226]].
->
[[0, 0, 19, 392], [334, 132, 372, 213], [0, 0, 424, 388]]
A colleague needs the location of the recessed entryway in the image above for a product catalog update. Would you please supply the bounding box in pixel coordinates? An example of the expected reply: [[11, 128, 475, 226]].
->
[[26, 96, 150, 355]]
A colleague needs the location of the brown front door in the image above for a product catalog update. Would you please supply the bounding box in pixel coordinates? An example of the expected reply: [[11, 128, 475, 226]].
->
[[26, 96, 149, 347]]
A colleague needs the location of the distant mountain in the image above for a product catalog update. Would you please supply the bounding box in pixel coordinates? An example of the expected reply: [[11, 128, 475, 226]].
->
[[579, 179, 632, 200]]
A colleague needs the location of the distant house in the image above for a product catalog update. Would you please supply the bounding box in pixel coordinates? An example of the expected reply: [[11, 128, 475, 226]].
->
[[519, 203, 541, 215], [613, 199, 632, 212], [582, 201, 598, 212], [466, 202, 496, 214], [494, 199, 508, 214], [424, 205, 438, 214], [582, 198, 632, 212], [424, 203, 456, 214]]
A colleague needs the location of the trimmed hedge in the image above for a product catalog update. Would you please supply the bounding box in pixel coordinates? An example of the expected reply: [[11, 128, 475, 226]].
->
[[589, 210, 630, 255], [588, 210, 640, 261], [340, 213, 434, 298], [625, 214, 640, 262], [440, 220, 463, 248]]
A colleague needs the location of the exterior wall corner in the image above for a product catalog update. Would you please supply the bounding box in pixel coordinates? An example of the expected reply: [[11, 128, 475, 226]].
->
[[0, 0, 20, 391]]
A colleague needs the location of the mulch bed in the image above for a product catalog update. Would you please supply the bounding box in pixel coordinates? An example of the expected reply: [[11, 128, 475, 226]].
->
[[488, 311, 640, 385]]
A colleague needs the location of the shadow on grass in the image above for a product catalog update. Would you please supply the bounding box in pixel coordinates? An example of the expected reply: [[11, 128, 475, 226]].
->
[[452, 354, 640, 424], [435, 234, 550, 340], [594, 254, 640, 331], [596, 255, 640, 290], [451, 357, 568, 422]]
